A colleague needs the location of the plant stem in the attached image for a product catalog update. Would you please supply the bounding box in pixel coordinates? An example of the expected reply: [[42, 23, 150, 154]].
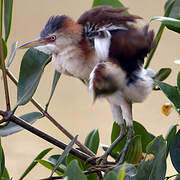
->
[[0, 0, 11, 111], [144, 0, 176, 69], [6, 69, 95, 157], [0, 110, 96, 165]]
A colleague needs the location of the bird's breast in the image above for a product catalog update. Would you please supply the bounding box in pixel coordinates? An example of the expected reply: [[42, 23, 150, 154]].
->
[[52, 45, 97, 82]]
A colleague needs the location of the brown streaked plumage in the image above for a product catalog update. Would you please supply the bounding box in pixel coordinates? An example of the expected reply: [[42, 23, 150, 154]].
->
[[19, 5, 155, 165]]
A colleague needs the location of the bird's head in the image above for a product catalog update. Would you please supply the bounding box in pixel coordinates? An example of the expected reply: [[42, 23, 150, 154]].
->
[[19, 15, 83, 54]]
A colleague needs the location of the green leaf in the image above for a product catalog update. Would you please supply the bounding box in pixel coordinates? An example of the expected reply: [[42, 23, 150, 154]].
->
[[45, 70, 61, 111], [63, 160, 87, 180], [145, 0, 176, 69], [125, 135, 142, 164], [111, 121, 153, 153], [2, 39, 7, 60], [92, 0, 125, 8], [151, 16, 180, 33], [2, 168, 10, 180], [0, 138, 5, 177], [84, 129, 99, 154], [0, 39, 8, 69], [66, 153, 85, 170], [155, 80, 180, 114], [170, 129, 180, 172], [4, 0, 13, 41], [135, 136, 167, 180], [6, 41, 18, 68], [104, 171, 117, 180], [17, 48, 51, 107], [177, 72, 180, 91], [153, 68, 172, 81], [37, 160, 63, 175], [165, 0, 180, 19], [0, 112, 42, 136], [48, 155, 66, 167], [50, 135, 78, 177], [165, 124, 177, 157], [19, 148, 53, 180]]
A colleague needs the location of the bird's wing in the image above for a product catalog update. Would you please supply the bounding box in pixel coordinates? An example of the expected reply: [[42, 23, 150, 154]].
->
[[77, 6, 141, 29]]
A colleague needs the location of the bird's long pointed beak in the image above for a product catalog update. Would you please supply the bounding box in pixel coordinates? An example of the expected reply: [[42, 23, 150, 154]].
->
[[19, 38, 46, 49]]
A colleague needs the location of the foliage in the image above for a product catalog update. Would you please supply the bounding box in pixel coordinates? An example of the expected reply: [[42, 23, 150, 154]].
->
[[0, 0, 179, 179]]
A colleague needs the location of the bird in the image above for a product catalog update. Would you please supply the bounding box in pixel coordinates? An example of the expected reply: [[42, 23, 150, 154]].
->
[[19, 5, 155, 164]]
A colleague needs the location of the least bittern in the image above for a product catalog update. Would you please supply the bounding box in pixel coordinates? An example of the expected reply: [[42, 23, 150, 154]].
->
[[19, 6, 155, 164]]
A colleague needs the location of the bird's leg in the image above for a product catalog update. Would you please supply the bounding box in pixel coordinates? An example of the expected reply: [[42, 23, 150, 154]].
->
[[96, 104, 127, 165], [118, 102, 134, 164]]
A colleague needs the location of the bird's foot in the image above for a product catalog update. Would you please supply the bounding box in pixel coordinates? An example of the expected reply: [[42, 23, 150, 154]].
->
[[85, 154, 108, 165]]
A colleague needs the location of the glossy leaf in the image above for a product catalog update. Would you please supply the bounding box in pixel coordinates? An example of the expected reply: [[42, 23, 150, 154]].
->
[[17, 48, 51, 106], [2, 39, 7, 59], [66, 153, 85, 170], [45, 70, 61, 111], [6, 41, 18, 68], [50, 136, 77, 177], [92, 0, 125, 8], [165, 0, 180, 19], [48, 155, 66, 167], [177, 72, 180, 91], [2, 168, 10, 180], [165, 124, 177, 157], [135, 136, 167, 180], [104, 171, 117, 180], [125, 135, 142, 164], [145, 0, 176, 68], [0, 138, 5, 177], [37, 160, 63, 175], [4, 0, 13, 41], [151, 16, 180, 33], [0, 112, 42, 137], [155, 80, 180, 114], [19, 148, 52, 180], [170, 129, 180, 172], [63, 160, 87, 180], [114, 163, 137, 179], [84, 129, 99, 154], [153, 68, 171, 81], [0, 39, 8, 69], [111, 121, 153, 153]]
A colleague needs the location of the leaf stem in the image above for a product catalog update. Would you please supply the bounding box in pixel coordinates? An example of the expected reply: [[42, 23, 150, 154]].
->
[[0, 0, 11, 111], [6, 69, 95, 157]]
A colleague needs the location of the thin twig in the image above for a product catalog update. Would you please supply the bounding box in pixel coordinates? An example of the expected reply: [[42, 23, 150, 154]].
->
[[0, 1, 11, 111], [0, 110, 96, 165], [6, 69, 95, 157]]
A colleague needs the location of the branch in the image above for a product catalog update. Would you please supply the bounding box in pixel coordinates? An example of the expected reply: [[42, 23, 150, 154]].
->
[[0, 110, 96, 165], [0, 1, 11, 111], [6, 69, 95, 157]]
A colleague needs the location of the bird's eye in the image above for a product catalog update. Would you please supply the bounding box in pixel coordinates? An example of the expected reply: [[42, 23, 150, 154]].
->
[[50, 35, 56, 41]]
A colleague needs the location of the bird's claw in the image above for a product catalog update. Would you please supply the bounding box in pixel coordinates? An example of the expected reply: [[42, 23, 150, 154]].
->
[[85, 155, 108, 165]]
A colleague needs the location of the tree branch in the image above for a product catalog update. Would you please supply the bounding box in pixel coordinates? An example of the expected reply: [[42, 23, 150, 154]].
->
[[0, 110, 96, 165], [6, 69, 95, 157]]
